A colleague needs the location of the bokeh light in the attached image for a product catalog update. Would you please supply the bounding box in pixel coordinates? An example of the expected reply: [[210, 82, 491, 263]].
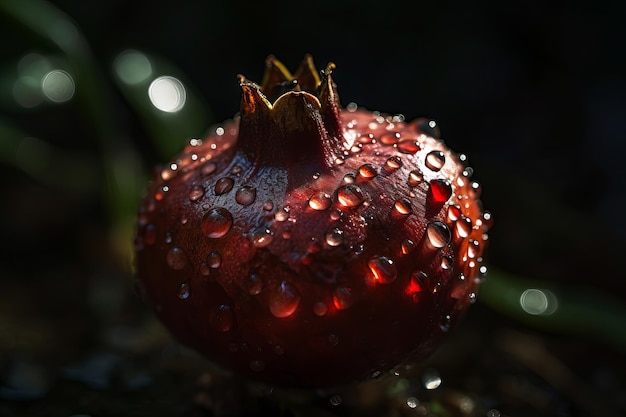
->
[[148, 76, 186, 113]]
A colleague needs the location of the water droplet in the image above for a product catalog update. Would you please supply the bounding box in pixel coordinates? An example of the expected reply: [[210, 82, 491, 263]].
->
[[262, 200, 274, 211], [407, 271, 426, 302], [325, 227, 344, 247], [235, 186, 256, 205], [425, 150, 446, 171], [165, 232, 173, 244], [273, 345, 285, 355], [481, 211, 494, 228], [469, 292, 477, 304], [401, 239, 415, 255], [209, 304, 234, 332], [441, 255, 453, 270], [447, 205, 462, 222], [407, 397, 419, 409], [467, 239, 480, 258], [426, 221, 451, 248], [214, 177, 234, 195], [166, 247, 187, 270], [201, 161, 217, 176], [358, 163, 378, 179], [274, 207, 289, 221], [368, 256, 397, 284], [206, 251, 222, 268], [253, 230, 273, 248], [250, 360, 265, 372], [160, 165, 177, 180], [199, 263, 211, 276], [384, 156, 403, 171], [416, 118, 440, 138], [408, 169, 423, 187], [329, 394, 342, 406], [422, 368, 442, 389], [333, 286, 353, 310], [201, 207, 233, 238], [246, 273, 263, 295], [328, 334, 340, 346], [189, 184, 205, 201], [380, 132, 400, 145], [394, 198, 412, 215], [397, 139, 420, 154], [308, 192, 332, 211], [329, 208, 342, 221], [342, 173, 356, 184], [439, 315, 452, 332], [427, 179, 452, 207], [177, 282, 190, 299], [337, 184, 364, 207], [456, 216, 472, 238], [313, 301, 328, 316], [269, 281, 300, 318]]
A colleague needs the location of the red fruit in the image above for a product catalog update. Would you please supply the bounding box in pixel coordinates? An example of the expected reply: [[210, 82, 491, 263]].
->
[[135, 55, 491, 387]]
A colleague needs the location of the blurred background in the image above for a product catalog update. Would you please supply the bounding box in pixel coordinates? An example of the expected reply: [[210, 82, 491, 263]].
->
[[1, 0, 625, 416]]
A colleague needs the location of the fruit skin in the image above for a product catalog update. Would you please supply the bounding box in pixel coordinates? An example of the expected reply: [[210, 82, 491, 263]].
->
[[135, 55, 490, 388]]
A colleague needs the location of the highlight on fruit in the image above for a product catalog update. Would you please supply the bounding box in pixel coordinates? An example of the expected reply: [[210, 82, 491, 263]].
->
[[134, 54, 491, 387]]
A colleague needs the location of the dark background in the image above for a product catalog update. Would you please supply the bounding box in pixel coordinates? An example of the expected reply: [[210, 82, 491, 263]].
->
[[1, 1, 625, 416]]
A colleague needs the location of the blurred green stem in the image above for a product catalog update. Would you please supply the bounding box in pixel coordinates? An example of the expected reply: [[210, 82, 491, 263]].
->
[[1, 0, 144, 264]]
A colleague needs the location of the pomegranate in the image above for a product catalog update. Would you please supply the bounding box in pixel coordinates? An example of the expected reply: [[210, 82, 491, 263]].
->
[[135, 55, 491, 388]]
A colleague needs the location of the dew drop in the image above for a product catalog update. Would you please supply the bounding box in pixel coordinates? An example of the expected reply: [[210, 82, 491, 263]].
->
[[201, 161, 217, 176], [456, 216, 472, 238], [333, 286, 353, 310], [273, 345, 285, 355], [209, 304, 234, 332], [384, 156, 403, 171], [269, 281, 300, 318], [380, 132, 400, 145], [425, 150, 446, 171], [422, 368, 442, 389], [447, 205, 462, 222], [250, 360, 266, 372], [426, 221, 451, 248], [329, 208, 342, 221], [441, 255, 453, 270], [201, 207, 233, 238], [407, 271, 426, 302], [408, 169, 423, 187], [235, 186, 256, 205], [439, 315, 452, 333], [358, 163, 378, 179], [274, 207, 289, 221], [467, 239, 480, 258], [394, 198, 412, 215], [368, 256, 397, 284], [325, 227, 344, 247], [342, 173, 356, 184], [308, 192, 332, 211], [246, 273, 263, 295], [427, 179, 453, 206], [177, 282, 190, 299], [214, 177, 234, 195], [397, 139, 420, 154], [401, 239, 415, 255], [337, 184, 364, 207], [253, 230, 273, 248], [313, 301, 328, 316], [199, 263, 211, 276], [189, 184, 205, 201], [329, 394, 342, 406], [166, 247, 187, 270], [328, 334, 340, 346], [262, 200, 274, 211], [207, 251, 222, 268], [416, 118, 441, 138]]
